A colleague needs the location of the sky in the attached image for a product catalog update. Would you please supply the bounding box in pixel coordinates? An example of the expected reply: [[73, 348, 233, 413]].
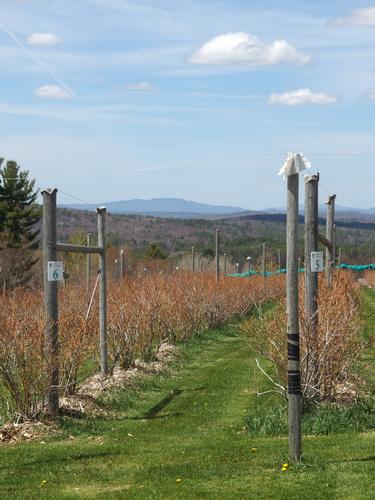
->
[[1, 0, 375, 209]]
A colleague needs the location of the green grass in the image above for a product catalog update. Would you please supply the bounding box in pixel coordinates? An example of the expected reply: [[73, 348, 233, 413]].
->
[[0, 305, 374, 499]]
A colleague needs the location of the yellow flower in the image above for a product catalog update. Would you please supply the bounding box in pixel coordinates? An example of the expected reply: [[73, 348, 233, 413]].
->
[[281, 468, 287, 472], [176, 478, 182, 483], [41, 480, 48, 486], [283, 463, 289, 468], [250, 448, 257, 453]]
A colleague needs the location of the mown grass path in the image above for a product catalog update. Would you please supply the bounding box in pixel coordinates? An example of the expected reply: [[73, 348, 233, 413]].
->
[[0, 305, 374, 499]]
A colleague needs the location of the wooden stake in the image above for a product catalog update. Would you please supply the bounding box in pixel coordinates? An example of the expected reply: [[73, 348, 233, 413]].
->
[[215, 230, 220, 282], [325, 194, 336, 287], [97, 207, 108, 379], [287, 174, 302, 461], [304, 174, 319, 397], [42, 188, 59, 416]]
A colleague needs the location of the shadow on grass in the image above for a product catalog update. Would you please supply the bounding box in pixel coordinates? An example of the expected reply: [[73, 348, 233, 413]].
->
[[0, 449, 124, 471]]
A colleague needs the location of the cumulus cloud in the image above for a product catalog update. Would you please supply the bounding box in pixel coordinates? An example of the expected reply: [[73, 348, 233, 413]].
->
[[269, 89, 337, 106], [334, 7, 375, 26], [189, 32, 310, 66], [35, 85, 71, 99], [125, 82, 153, 91], [26, 32, 61, 45], [367, 89, 375, 100]]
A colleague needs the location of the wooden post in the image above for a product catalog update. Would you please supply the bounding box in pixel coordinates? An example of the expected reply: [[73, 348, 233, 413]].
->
[[304, 174, 320, 397], [224, 253, 227, 277], [42, 188, 59, 416], [192, 246, 195, 272], [97, 207, 108, 379], [278, 248, 281, 272], [287, 174, 302, 461], [120, 249, 124, 279], [247, 256, 251, 275], [325, 194, 336, 287], [338, 247, 342, 267], [215, 230, 220, 282], [262, 242, 266, 288], [86, 232, 91, 294]]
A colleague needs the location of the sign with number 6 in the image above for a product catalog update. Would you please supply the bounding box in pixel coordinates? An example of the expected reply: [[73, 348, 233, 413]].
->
[[48, 261, 64, 282]]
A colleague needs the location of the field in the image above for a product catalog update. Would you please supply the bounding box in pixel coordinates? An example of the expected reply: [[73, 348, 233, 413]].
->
[[0, 284, 373, 499]]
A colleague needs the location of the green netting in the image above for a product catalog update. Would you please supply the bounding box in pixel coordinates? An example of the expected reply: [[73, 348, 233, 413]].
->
[[228, 263, 375, 278]]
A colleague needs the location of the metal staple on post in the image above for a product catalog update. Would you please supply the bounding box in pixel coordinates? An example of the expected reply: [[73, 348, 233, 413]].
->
[[42, 188, 59, 416]]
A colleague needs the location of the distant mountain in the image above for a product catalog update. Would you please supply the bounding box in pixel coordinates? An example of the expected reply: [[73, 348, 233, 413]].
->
[[60, 197, 247, 217], [262, 205, 375, 219]]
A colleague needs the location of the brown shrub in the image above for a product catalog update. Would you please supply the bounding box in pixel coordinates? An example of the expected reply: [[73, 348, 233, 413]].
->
[[243, 272, 363, 403], [0, 272, 283, 419]]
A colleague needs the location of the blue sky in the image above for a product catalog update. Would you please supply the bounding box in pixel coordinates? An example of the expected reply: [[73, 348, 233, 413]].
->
[[1, 0, 375, 209]]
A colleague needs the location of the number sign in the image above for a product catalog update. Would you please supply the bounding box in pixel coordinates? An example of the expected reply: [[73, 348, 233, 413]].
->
[[48, 261, 64, 282], [311, 252, 323, 273]]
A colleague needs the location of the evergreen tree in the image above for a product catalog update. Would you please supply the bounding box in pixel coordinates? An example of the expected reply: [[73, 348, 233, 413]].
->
[[0, 158, 41, 288]]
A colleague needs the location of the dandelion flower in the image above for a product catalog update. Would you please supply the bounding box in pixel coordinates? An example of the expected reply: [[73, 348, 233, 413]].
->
[[283, 463, 289, 468], [176, 478, 182, 483], [40, 480, 48, 486], [251, 448, 257, 453]]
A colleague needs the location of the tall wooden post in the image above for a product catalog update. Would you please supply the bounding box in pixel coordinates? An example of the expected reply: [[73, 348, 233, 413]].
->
[[278, 248, 281, 272], [86, 232, 91, 294], [192, 246, 195, 273], [262, 243, 266, 277], [97, 207, 108, 379], [287, 174, 302, 461], [304, 174, 319, 397], [42, 188, 59, 416], [338, 247, 342, 267], [224, 253, 227, 277], [120, 249, 124, 279], [325, 194, 336, 287], [215, 230, 220, 282]]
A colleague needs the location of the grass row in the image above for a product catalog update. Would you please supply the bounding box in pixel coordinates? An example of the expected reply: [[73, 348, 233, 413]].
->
[[0, 291, 373, 498]]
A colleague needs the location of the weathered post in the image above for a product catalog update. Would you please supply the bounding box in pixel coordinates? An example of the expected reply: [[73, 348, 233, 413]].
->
[[247, 256, 251, 275], [325, 194, 336, 287], [215, 229, 220, 282], [262, 243, 266, 277], [97, 207, 108, 379], [192, 246, 195, 273], [304, 174, 320, 397], [224, 253, 227, 277], [86, 232, 91, 294], [278, 248, 281, 272], [120, 249, 124, 279], [279, 152, 309, 462], [287, 173, 302, 461], [338, 247, 342, 267], [42, 188, 59, 416]]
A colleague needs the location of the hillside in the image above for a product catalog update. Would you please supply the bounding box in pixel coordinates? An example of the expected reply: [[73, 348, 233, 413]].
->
[[55, 208, 375, 264]]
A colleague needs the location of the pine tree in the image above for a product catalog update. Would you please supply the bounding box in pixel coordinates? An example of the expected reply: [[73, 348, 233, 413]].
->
[[0, 158, 41, 289]]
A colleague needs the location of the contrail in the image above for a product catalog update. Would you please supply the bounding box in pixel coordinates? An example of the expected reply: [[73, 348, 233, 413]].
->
[[0, 19, 76, 98]]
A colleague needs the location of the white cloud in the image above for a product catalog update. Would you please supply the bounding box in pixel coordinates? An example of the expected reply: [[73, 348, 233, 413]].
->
[[26, 32, 61, 46], [35, 85, 71, 99], [189, 32, 310, 66], [125, 81, 153, 91], [269, 89, 337, 106], [334, 7, 375, 26], [367, 89, 375, 100]]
